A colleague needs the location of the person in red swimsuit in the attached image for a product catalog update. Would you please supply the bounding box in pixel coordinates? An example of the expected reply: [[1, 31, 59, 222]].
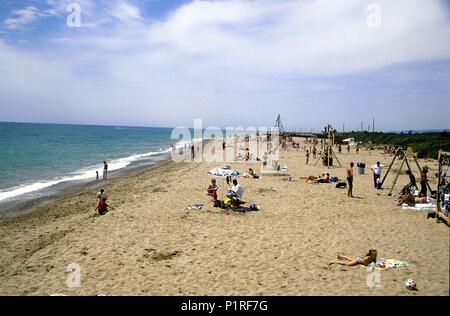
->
[[96, 197, 113, 215], [207, 179, 218, 201]]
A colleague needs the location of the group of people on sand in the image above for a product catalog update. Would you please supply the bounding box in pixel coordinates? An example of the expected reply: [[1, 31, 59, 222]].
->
[[304, 173, 332, 184], [207, 178, 245, 209], [95, 188, 114, 215], [383, 146, 399, 156], [93, 161, 112, 215], [394, 167, 430, 207], [96, 161, 109, 180]]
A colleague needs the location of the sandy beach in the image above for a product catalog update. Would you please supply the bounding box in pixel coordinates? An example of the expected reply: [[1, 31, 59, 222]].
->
[[0, 138, 448, 296]]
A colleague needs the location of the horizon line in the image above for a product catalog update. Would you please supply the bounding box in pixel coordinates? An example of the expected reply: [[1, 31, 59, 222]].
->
[[0, 120, 448, 134]]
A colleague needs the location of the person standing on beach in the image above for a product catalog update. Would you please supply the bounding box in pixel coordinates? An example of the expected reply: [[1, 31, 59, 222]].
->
[[191, 145, 195, 160], [103, 161, 108, 180], [371, 162, 383, 189], [262, 153, 268, 170], [312, 146, 317, 159], [419, 167, 429, 197], [306, 150, 310, 165], [347, 143, 350, 153], [96, 171, 99, 180], [347, 162, 354, 197], [356, 144, 360, 154]]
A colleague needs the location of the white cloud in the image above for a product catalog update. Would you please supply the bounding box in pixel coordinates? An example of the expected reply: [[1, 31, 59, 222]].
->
[[146, 0, 449, 76], [109, 1, 142, 22], [0, 0, 448, 129], [3, 6, 48, 29]]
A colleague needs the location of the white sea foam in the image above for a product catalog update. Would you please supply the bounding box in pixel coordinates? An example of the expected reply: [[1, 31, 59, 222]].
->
[[0, 149, 169, 202], [0, 138, 206, 203]]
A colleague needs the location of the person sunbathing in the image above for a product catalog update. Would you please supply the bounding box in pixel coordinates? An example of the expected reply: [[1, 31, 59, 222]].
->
[[305, 174, 330, 184], [243, 168, 259, 179], [329, 249, 377, 267], [395, 191, 415, 206], [305, 175, 318, 183], [395, 191, 427, 206]]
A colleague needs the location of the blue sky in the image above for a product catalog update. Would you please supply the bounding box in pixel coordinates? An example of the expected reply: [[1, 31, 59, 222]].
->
[[0, 0, 448, 132]]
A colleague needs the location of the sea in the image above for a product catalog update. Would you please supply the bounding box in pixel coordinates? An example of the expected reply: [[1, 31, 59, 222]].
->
[[0, 122, 199, 215]]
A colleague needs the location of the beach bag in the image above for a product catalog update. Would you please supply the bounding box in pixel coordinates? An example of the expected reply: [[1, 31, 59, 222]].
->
[[336, 181, 347, 189], [224, 197, 232, 207], [330, 176, 338, 183]]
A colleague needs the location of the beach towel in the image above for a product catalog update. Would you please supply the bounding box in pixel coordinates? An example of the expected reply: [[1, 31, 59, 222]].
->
[[366, 258, 410, 271], [231, 203, 260, 213], [185, 203, 203, 211], [336, 181, 347, 189], [402, 203, 436, 211]]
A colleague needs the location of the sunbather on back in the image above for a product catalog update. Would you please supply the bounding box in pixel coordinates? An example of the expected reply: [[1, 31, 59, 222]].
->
[[329, 249, 377, 267]]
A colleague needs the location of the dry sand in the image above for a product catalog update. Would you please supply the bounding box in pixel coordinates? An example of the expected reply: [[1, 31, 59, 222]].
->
[[0, 138, 448, 296]]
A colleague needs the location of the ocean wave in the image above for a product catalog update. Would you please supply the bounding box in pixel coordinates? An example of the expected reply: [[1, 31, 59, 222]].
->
[[0, 138, 206, 202], [0, 149, 168, 202]]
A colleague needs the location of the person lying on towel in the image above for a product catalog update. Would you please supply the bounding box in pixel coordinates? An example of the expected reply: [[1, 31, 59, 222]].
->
[[243, 168, 259, 179], [395, 191, 427, 207]]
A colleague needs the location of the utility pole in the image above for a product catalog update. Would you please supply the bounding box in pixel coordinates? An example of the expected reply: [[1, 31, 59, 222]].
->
[[327, 125, 331, 168], [373, 118, 375, 133], [361, 122, 363, 132]]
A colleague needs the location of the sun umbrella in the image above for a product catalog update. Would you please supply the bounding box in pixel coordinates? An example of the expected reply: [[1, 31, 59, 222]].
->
[[208, 165, 241, 177], [207, 166, 241, 199]]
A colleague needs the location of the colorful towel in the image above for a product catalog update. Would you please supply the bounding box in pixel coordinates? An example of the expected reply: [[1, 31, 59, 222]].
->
[[402, 203, 436, 211], [185, 203, 203, 211], [366, 258, 410, 271]]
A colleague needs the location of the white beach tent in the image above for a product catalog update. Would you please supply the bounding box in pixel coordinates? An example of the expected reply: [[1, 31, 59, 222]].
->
[[342, 138, 357, 146]]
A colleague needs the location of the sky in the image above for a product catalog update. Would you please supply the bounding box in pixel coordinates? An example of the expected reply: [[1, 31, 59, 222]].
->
[[0, 0, 448, 132]]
